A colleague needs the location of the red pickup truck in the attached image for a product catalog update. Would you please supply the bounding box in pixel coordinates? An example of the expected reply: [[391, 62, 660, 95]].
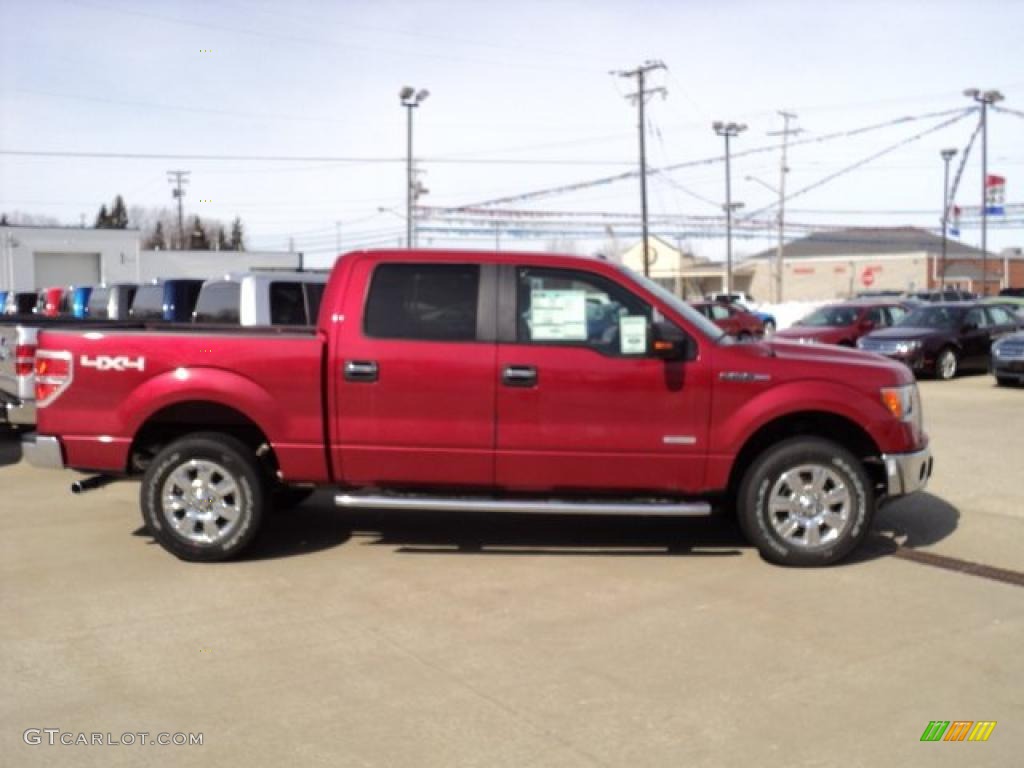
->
[[22, 249, 933, 566]]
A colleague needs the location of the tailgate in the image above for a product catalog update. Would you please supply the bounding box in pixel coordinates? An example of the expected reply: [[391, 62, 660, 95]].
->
[[0, 324, 36, 402]]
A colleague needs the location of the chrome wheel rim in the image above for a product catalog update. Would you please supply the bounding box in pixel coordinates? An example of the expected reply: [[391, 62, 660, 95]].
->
[[161, 459, 243, 545], [768, 463, 852, 550], [939, 350, 956, 379]]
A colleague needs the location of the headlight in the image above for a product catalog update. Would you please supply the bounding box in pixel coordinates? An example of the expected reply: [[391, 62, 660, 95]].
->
[[856, 337, 867, 349], [880, 384, 917, 423], [992, 338, 1006, 357], [894, 340, 921, 355]]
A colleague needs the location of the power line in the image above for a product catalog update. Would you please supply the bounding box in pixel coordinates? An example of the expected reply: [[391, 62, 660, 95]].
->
[[742, 109, 975, 219]]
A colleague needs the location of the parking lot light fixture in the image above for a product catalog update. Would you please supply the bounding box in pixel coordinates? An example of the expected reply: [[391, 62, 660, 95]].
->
[[940, 148, 957, 294], [714, 121, 747, 294], [400, 86, 429, 249]]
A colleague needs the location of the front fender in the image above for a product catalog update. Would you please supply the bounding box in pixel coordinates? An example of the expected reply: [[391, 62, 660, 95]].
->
[[712, 378, 895, 457]]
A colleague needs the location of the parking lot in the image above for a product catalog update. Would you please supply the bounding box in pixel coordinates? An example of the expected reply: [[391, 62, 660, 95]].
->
[[1, 374, 1021, 767]]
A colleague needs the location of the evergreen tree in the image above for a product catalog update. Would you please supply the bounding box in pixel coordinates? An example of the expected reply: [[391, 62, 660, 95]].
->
[[145, 221, 166, 250], [229, 216, 245, 251], [216, 226, 229, 251], [0, 213, 8, 226], [189, 215, 210, 250], [110, 195, 129, 229], [94, 204, 110, 229]]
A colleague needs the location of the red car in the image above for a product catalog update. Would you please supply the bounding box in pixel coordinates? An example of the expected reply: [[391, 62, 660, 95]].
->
[[776, 300, 909, 347], [34, 287, 67, 318], [24, 249, 932, 567], [690, 301, 765, 340]]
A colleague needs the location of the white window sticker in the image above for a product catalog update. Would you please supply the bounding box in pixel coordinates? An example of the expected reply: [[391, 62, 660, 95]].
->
[[619, 315, 648, 354], [530, 290, 587, 341]]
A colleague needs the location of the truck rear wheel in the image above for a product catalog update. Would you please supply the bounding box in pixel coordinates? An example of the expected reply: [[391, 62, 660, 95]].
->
[[141, 433, 265, 562], [737, 437, 873, 566]]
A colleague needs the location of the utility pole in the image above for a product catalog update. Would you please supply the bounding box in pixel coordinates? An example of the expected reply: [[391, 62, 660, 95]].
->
[[940, 148, 957, 294], [613, 60, 667, 277], [964, 88, 1003, 296], [713, 121, 747, 295], [400, 86, 430, 249], [767, 112, 801, 303], [166, 170, 190, 250]]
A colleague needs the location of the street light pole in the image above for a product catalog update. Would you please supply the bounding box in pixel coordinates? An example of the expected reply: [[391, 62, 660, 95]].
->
[[400, 86, 429, 250], [714, 121, 746, 295], [940, 148, 957, 294], [964, 88, 1004, 295]]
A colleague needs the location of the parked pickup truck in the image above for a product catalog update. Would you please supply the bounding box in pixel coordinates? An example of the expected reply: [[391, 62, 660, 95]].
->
[[192, 272, 328, 326], [22, 249, 933, 566], [1, 318, 142, 427]]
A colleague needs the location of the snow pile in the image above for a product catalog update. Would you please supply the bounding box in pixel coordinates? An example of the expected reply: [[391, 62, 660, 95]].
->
[[751, 301, 829, 332]]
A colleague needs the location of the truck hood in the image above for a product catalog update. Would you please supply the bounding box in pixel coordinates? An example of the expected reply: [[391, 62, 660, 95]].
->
[[727, 337, 913, 384]]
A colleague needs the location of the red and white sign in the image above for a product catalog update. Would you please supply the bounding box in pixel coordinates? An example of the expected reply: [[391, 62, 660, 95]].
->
[[861, 268, 875, 287], [986, 174, 1006, 215]]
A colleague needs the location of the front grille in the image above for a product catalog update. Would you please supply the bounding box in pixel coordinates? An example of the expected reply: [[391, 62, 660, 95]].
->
[[995, 341, 1024, 360], [861, 339, 901, 355]]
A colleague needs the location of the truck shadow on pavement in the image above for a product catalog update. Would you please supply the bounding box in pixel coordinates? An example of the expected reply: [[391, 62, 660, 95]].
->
[[135, 490, 960, 564], [848, 492, 960, 564], [0, 431, 22, 467], [239, 490, 747, 560]]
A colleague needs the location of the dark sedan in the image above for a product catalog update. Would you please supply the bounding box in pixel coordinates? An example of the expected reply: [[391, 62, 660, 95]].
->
[[857, 302, 1021, 380], [991, 330, 1024, 386]]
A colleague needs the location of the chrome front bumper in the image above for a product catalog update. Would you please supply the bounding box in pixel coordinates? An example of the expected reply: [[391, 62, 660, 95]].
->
[[881, 445, 933, 497], [21, 433, 65, 470]]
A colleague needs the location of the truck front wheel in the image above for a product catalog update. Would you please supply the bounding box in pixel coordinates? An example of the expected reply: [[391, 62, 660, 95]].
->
[[141, 433, 265, 562], [737, 437, 873, 566]]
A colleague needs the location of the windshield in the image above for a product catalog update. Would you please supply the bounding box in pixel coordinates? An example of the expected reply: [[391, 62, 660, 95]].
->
[[798, 306, 860, 327], [898, 306, 964, 329], [614, 264, 726, 341]]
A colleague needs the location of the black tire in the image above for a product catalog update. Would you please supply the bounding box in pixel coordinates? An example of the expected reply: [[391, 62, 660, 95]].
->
[[737, 331, 753, 342], [995, 376, 1014, 387], [838, 340, 854, 347], [737, 437, 874, 566], [141, 432, 265, 562], [272, 485, 314, 511], [934, 346, 958, 380]]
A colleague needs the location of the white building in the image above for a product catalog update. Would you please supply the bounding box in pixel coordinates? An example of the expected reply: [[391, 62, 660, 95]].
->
[[0, 225, 301, 291]]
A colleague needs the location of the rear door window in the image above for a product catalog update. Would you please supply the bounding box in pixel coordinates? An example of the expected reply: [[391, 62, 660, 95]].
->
[[365, 263, 480, 342]]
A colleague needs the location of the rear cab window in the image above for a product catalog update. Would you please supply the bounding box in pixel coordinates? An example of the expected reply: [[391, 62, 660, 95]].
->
[[269, 282, 306, 325]]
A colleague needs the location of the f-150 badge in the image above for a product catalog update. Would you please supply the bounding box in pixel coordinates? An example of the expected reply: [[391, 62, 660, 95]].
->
[[81, 355, 146, 372]]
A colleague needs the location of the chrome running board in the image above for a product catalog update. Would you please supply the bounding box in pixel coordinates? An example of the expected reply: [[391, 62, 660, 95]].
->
[[334, 493, 712, 517]]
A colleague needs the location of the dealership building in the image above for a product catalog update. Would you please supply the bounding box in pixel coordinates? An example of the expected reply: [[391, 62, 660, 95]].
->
[[622, 227, 1023, 302], [0, 225, 302, 292]]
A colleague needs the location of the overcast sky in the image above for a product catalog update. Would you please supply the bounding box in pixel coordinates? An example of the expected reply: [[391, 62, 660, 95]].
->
[[1, 0, 1022, 267]]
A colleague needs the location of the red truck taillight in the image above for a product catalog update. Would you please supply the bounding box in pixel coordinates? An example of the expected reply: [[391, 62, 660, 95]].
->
[[14, 343, 37, 377], [35, 351, 74, 407]]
